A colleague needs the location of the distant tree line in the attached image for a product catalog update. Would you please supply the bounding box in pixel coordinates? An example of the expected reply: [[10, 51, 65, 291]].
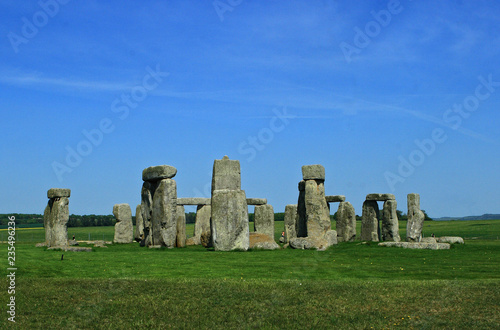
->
[[1, 209, 431, 227]]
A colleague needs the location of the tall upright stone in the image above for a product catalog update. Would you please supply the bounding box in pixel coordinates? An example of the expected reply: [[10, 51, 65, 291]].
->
[[254, 204, 275, 240], [175, 205, 186, 248], [284, 204, 298, 243], [381, 199, 400, 242], [134, 204, 144, 242], [140, 165, 178, 247], [361, 200, 379, 241], [336, 201, 356, 242], [113, 203, 133, 244], [44, 188, 70, 248], [197, 205, 212, 247], [186, 204, 212, 247], [211, 156, 249, 251], [151, 178, 177, 247], [407, 193, 425, 242], [296, 180, 307, 237], [291, 165, 337, 250]]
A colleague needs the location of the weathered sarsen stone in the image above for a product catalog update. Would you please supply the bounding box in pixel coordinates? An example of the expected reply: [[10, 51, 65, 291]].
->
[[246, 198, 267, 205], [325, 195, 346, 203], [175, 205, 186, 248], [134, 204, 144, 242], [142, 165, 177, 182], [292, 165, 336, 250], [304, 179, 331, 239], [151, 179, 177, 247], [284, 204, 298, 243], [211, 189, 249, 251], [210, 156, 249, 251], [381, 199, 400, 242], [254, 204, 275, 239], [366, 193, 395, 201], [177, 198, 211, 205], [47, 188, 71, 199], [302, 164, 325, 180], [361, 200, 379, 241], [407, 193, 425, 242], [336, 201, 356, 242], [186, 205, 212, 247], [249, 232, 280, 250], [140, 181, 156, 247], [44, 188, 70, 248], [211, 155, 241, 192], [113, 203, 133, 244]]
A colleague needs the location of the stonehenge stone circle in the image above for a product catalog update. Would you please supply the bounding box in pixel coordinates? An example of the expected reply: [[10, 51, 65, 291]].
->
[[407, 193, 425, 242], [284, 204, 298, 243], [361, 200, 380, 241], [175, 205, 186, 248], [210, 156, 249, 251], [113, 203, 133, 244], [254, 204, 275, 239], [44, 188, 70, 248], [336, 201, 356, 242], [134, 204, 144, 242], [381, 199, 401, 242]]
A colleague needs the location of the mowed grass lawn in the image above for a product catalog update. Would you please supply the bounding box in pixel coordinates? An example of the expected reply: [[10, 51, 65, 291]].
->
[[1, 220, 499, 329]]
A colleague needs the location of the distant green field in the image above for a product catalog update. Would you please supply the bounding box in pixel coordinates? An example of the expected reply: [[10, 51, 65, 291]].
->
[[1, 220, 499, 328]]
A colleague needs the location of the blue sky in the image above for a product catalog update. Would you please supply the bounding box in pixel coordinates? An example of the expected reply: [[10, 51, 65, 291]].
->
[[1, 0, 499, 218]]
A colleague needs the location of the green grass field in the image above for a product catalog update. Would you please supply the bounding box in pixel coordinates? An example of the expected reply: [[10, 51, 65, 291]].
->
[[2, 220, 499, 328]]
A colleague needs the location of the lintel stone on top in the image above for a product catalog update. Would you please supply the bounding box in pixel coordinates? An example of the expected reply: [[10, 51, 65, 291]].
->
[[47, 188, 71, 199], [365, 193, 395, 201], [177, 198, 211, 206], [325, 195, 346, 203], [301, 165, 325, 180], [142, 165, 177, 182], [246, 198, 267, 205]]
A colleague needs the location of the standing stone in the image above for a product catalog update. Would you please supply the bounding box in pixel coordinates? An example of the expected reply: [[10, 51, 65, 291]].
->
[[381, 200, 400, 242], [211, 155, 241, 192], [175, 205, 186, 248], [361, 200, 379, 241], [134, 204, 144, 242], [304, 179, 331, 239], [44, 188, 70, 248], [291, 165, 337, 250], [151, 179, 177, 247], [284, 204, 298, 243], [140, 181, 156, 247], [210, 156, 249, 251], [296, 180, 307, 237], [407, 193, 425, 242], [336, 201, 356, 242], [113, 204, 133, 244], [211, 190, 249, 251], [254, 204, 275, 240], [186, 205, 212, 246]]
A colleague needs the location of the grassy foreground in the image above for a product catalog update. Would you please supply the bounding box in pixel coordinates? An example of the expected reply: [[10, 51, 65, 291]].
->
[[1, 220, 500, 328]]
